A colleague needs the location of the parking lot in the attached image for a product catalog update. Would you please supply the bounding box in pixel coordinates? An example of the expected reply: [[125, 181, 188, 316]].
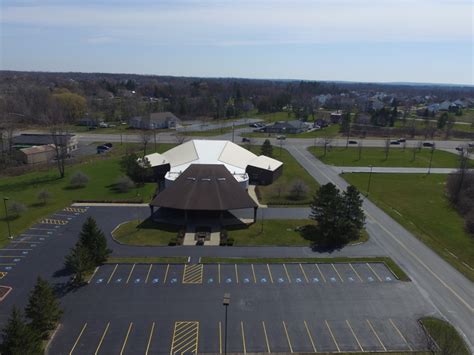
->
[[89, 261, 397, 287]]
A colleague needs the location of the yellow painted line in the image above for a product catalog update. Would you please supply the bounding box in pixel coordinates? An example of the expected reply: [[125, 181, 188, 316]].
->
[[182, 264, 203, 284], [315, 264, 326, 282], [0, 255, 25, 258], [126, 264, 136, 284], [94, 322, 110, 355], [332, 264, 344, 282], [107, 264, 118, 284], [234, 264, 239, 283], [349, 263, 363, 282], [69, 323, 87, 355], [292, 145, 474, 313], [389, 318, 413, 351], [366, 263, 382, 282], [299, 264, 309, 283], [283, 264, 292, 283], [218, 321, 222, 354], [145, 264, 153, 284], [163, 264, 170, 284], [240, 321, 247, 355], [346, 320, 363, 352], [170, 321, 199, 354], [367, 319, 386, 351], [251, 264, 256, 283], [282, 321, 293, 353], [262, 321, 271, 353], [304, 320, 317, 353], [0, 263, 15, 266], [145, 322, 155, 355], [266, 264, 274, 283], [325, 320, 340, 352], [218, 264, 221, 284], [119, 322, 133, 355]]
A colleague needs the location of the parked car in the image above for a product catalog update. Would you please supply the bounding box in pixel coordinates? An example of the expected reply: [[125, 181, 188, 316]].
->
[[423, 142, 434, 147], [104, 143, 113, 148], [398, 138, 406, 143], [99, 122, 109, 128], [249, 123, 259, 128], [242, 137, 251, 143], [348, 140, 358, 145], [455, 146, 464, 152], [468, 143, 474, 148], [97, 145, 111, 154], [390, 141, 400, 145], [276, 135, 286, 140]]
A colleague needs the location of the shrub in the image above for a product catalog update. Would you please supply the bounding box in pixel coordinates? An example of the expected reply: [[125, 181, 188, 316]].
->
[[8, 201, 27, 217], [69, 171, 89, 188], [37, 189, 51, 205], [114, 175, 135, 193], [289, 179, 309, 200], [226, 237, 234, 246], [168, 237, 178, 246]]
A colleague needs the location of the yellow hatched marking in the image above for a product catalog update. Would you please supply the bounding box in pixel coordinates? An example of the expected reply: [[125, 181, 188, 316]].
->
[[64, 207, 87, 213], [120, 322, 133, 355], [0, 255, 24, 258], [389, 318, 413, 351], [145, 322, 155, 355], [367, 319, 386, 351], [366, 263, 382, 282], [266, 264, 274, 283], [240, 321, 247, 355], [299, 264, 309, 283], [315, 264, 326, 282], [283, 264, 292, 283], [145, 264, 153, 284], [170, 321, 199, 354], [332, 264, 344, 282], [218, 321, 222, 354], [0, 272, 7, 279], [346, 320, 363, 352], [126, 264, 136, 284], [163, 264, 170, 283], [349, 263, 363, 282], [282, 321, 293, 353], [325, 320, 340, 352], [94, 322, 110, 355], [218, 264, 221, 284], [0, 263, 15, 266], [107, 264, 118, 284], [234, 264, 239, 284], [69, 323, 87, 355], [304, 320, 317, 352], [262, 321, 271, 353], [251, 264, 257, 283], [182, 264, 203, 284], [41, 218, 68, 225]]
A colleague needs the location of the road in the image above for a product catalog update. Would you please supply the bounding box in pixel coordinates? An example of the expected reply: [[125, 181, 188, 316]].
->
[[286, 143, 474, 351], [330, 167, 468, 174]]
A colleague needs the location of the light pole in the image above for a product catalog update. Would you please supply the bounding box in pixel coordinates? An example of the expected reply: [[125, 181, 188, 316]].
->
[[366, 165, 373, 197], [3, 197, 12, 239], [223, 293, 231, 355], [428, 143, 435, 175]]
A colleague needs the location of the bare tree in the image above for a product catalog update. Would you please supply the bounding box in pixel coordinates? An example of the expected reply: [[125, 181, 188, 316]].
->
[[384, 138, 390, 160], [289, 179, 309, 200], [412, 140, 422, 161], [46, 102, 70, 179], [357, 140, 363, 160], [139, 129, 153, 156]]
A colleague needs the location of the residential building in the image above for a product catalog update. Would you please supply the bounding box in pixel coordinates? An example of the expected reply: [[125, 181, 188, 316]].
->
[[129, 112, 180, 129]]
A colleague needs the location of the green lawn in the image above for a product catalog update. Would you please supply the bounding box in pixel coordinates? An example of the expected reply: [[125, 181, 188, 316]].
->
[[182, 124, 248, 136], [0, 144, 174, 247], [248, 146, 318, 205], [105, 256, 187, 264], [112, 219, 179, 246], [420, 317, 469, 355], [343, 173, 474, 281], [308, 146, 465, 168]]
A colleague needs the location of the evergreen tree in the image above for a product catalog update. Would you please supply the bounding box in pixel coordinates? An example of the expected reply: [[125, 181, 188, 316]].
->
[[261, 139, 273, 157], [1, 307, 42, 355], [343, 185, 366, 236], [25, 277, 63, 340], [79, 217, 111, 265], [65, 242, 94, 284]]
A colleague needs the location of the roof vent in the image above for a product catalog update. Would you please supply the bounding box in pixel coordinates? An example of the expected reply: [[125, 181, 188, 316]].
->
[[201, 178, 211, 182], [217, 178, 226, 181], [187, 177, 196, 181]]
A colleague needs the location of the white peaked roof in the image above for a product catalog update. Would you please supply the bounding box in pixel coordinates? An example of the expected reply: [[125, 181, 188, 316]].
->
[[143, 140, 282, 180]]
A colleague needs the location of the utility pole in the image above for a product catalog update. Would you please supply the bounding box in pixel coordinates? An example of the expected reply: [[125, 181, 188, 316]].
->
[[223, 293, 231, 355], [367, 165, 373, 197], [3, 197, 12, 239], [232, 121, 235, 143], [428, 143, 435, 174]]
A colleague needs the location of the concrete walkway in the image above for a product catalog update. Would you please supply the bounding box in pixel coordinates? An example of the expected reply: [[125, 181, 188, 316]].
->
[[331, 166, 465, 174], [247, 185, 268, 207]]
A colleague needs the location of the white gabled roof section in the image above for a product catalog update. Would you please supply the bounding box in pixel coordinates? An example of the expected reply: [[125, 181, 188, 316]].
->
[[248, 155, 283, 171], [218, 141, 257, 169], [144, 152, 169, 167], [162, 140, 198, 167]]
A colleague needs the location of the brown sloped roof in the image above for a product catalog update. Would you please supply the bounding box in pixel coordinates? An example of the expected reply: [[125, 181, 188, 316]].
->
[[150, 164, 257, 211]]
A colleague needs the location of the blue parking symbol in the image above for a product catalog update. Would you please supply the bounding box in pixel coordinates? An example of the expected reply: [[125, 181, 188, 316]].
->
[[96, 278, 104, 284], [47, 232, 52, 235], [277, 277, 284, 283], [22, 251, 28, 255], [208, 278, 214, 284], [171, 278, 177, 284], [31, 244, 37, 247], [348, 277, 354, 282], [368, 277, 374, 282], [152, 278, 159, 284], [5, 266, 12, 270], [385, 277, 392, 281], [313, 277, 319, 283], [330, 277, 337, 282], [260, 277, 267, 283], [225, 278, 232, 284], [55, 226, 60, 229], [116, 278, 122, 283], [13, 258, 20, 262], [243, 278, 250, 283], [134, 278, 141, 284], [296, 278, 302, 283], [40, 238, 45, 241]]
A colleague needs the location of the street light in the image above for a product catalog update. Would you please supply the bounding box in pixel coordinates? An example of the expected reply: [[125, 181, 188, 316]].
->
[[366, 165, 373, 197], [223, 293, 231, 355], [3, 197, 12, 239]]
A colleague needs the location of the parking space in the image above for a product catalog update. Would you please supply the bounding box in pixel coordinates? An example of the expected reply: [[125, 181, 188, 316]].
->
[[352, 263, 380, 282], [333, 263, 363, 283], [317, 263, 343, 283]]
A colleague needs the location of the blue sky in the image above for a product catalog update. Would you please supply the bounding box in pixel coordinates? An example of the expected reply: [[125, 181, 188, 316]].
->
[[1, 0, 472, 85]]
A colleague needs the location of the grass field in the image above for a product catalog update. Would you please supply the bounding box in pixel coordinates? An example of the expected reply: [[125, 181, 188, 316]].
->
[[420, 317, 469, 355], [112, 219, 179, 246], [182, 124, 248, 136], [343, 173, 474, 281], [0, 144, 174, 247], [243, 124, 340, 139], [308, 146, 464, 168], [248, 146, 318, 205], [105, 256, 188, 264]]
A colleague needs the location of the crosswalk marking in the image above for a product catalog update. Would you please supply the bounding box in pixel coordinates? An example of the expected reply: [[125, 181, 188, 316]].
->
[[182, 264, 203, 284]]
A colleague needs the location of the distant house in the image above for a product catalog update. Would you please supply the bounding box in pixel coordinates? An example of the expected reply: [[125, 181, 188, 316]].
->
[[129, 112, 180, 130], [330, 110, 343, 123], [12, 133, 78, 153], [438, 100, 452, 111], [260, 120, 307, 134], [367, 99, 385, 111], [14, 144, 56, 165]]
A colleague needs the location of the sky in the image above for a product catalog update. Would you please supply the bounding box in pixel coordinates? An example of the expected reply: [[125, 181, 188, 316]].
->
[[1, 0, 473, 85]]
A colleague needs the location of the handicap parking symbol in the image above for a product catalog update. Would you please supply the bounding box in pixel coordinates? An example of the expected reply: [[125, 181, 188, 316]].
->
[[368, 277, 374, 282], [277, 277, 284, 283], [385, 277, 392, 281], [330, 277, 337, 282], [134, 278, 141, 284], [243, 278, 250, 284], [115, 278, 122, 283], [5, 266, 12, 271], [312, 277, 319, 283], [295, 278, 302, 283], [31, 244, 37, 247], [39, 238, 45, 241], [260, 277, 267, 283], [22, 251, 28, 255], [348, 277, 354, 282], [47, 232, 53, 235], [152, 278, 159, 284], [207, 278, 214, 284], [170, 278, 177, 284], [225, 278, 232, 284], [96, 278, 104, 284], [55, 226, 60, 229], [13, 258, 20, 262]]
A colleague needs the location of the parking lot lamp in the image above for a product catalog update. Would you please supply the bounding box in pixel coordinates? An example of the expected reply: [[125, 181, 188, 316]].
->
[[367, 165, 373, 197], [3, 197, 12, 239], [223, 293, 231, 355]]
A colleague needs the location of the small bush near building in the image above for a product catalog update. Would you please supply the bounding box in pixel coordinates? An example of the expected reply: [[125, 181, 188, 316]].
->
[[69, 171, 90, 188], [114, 176, 135, 193], [37, 190, 51, 205], [8, 201, 27, 218], [289, 179, 309, 200], [168, 237, 178, 246]]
